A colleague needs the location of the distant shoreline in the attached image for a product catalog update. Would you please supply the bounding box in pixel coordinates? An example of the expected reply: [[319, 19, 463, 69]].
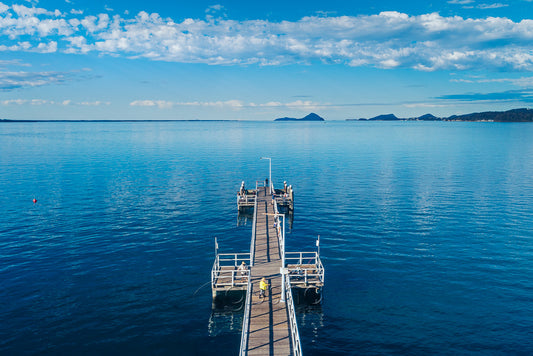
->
[[0, 119, 240, 123], [3, 107, 533, 122], [348, 108, 533, 123]]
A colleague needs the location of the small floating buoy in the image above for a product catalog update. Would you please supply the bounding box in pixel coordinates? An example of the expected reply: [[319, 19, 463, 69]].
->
[[33, 198, 37, 203]]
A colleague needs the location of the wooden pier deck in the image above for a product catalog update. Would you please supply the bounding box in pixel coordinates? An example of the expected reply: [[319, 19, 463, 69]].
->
[[245, 187, 292, 355]]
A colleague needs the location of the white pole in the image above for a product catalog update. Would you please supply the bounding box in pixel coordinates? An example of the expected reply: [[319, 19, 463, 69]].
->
[[260, 157, 272, 195], [280, 214, 286, 303], [269, 159, 272, 195]]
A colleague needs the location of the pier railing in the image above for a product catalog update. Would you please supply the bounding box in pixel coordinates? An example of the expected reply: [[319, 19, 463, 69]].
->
[[237, 193, 256, 207], [273, 197, 283, 246], [238, 180, 293, 211], [211, 253, 251, 288], [238, 278, 253, 355], [286, 251, 325, 285], [285, 274, 302, 356], [250, 195, 258, 267]]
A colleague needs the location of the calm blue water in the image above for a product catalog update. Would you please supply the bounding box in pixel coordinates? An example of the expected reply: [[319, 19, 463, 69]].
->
[[1, 121, 533, 355]]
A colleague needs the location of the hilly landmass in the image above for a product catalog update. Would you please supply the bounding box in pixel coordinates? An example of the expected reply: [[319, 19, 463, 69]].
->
[[275, 113, 325, 121], [350, 108, 533, 122]]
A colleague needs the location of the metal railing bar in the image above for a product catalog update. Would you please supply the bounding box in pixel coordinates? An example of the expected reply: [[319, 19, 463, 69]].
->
[[250, 190, 258, 267], [285, 275, 302, 356], [238, 278, 253, 356]]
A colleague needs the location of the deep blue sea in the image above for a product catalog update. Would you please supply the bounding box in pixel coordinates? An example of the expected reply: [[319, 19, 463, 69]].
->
[[1, 121, 533, 355]]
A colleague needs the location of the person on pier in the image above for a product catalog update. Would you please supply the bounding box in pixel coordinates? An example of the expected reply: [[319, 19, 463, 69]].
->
[[238, 261, 247, 281], [259, 277, 269, 298]]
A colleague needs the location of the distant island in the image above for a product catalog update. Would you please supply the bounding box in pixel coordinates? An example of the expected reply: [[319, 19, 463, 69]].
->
[[275, 113, 325, 121], [349, 108, 533, 122]]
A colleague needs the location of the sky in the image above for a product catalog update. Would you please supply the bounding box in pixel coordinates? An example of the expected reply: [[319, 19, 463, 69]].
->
[[1, 0, 533, 120]]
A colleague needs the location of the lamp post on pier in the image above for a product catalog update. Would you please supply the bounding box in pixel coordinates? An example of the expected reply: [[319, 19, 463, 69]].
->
[[260, 157, 272, 195], [279, 213, 286, 303]]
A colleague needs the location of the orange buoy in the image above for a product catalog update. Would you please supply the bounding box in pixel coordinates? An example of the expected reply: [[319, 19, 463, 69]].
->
[[33, 198, 37, 203]]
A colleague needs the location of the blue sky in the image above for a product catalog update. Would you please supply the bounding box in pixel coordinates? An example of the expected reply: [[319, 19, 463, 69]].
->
[[1, 0, 533, 120]]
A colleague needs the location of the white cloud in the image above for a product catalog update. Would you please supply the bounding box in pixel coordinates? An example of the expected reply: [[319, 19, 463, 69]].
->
[[130, 99, 173, 108], [403, 103, 448, 108], [130, 99, 244, 109], [0, 98, 111, 106], [129, 99, 325, 110], [35, 41, 57, 53], [79, 100, 110, 106], [380, 59, 401, 68], [477, 3, 508, 9], [1, 98, 27, 105], [205, 4, 226, 19], [450, 75, 533, 86], [0, 67, 98, 90], [0, 70, 69, 89], [2, 5, 533, 71], [258, 100, 324, 110], [0, 59, 31, 67], [0, 99, 56, 105], [206, 5, 224, 12], [448, 0, 474, 4], [12, 4, 61, 17]]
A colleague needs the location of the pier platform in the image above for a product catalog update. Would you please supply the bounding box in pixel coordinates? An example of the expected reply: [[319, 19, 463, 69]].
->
[[237, 181, 294, 214]]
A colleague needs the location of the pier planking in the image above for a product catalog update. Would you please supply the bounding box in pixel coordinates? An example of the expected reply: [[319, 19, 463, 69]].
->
[[245, 187, 292, 355]]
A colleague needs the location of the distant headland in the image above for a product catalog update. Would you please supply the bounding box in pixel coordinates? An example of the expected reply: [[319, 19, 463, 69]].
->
[[349, 108, 533, 122], [275, 113, 325, 121]]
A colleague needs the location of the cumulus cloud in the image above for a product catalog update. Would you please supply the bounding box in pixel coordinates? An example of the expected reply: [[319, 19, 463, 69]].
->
[[1, 3, 533, 71]]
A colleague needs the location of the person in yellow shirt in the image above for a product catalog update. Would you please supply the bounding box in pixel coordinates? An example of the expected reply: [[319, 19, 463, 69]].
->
[[259, 277, 269, 298]]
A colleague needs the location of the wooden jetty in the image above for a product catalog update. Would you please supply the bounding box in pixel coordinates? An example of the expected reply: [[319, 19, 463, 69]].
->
[[212, 180, 324, 356]]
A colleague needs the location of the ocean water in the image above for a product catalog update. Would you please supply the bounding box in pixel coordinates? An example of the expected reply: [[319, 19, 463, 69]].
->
[[1, 121, 533, 355]]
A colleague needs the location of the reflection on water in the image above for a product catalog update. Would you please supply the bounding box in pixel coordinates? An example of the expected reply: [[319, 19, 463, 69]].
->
[[208, 310, 244, 337], [298, 305, 324, 347], [209, 296, 245, 337], [208, 288, 324, 340]]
